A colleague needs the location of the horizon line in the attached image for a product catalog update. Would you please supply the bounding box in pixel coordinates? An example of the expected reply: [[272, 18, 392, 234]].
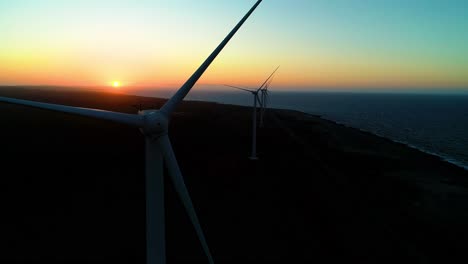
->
[[2, 85, 468, 95]]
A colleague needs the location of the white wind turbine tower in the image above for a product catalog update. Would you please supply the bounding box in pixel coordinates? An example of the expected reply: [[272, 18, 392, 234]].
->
[[224, 66, 279, 160], [0, 1, 263, 263]]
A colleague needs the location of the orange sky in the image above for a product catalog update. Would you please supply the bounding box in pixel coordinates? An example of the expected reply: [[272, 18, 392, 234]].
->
[[1, 1, 467, 91]]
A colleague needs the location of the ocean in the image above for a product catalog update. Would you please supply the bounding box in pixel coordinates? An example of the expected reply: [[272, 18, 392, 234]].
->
[[131, 89, 468, 170]]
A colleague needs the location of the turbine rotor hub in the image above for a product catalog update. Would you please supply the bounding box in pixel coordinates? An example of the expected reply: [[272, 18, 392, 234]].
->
[[138, 110, 169, 138]]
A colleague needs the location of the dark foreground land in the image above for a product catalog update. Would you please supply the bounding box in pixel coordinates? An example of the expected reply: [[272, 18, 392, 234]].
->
[[1, 86, 467, 263]]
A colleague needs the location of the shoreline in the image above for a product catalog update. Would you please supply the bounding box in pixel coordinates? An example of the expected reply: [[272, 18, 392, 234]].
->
[[310, 113, 468, 171], [183, 95, 468, 172], [2, 84, 466, 171]]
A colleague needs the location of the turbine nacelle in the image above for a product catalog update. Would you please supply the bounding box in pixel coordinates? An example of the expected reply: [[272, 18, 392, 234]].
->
[[138, 110, 169, 138]]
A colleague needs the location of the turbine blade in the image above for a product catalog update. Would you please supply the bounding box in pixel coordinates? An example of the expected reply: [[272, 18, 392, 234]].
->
[[160, 0, 263, 116], [157, 135, 214, 264], [0, 96, 144, 127], [224, 84, 255, 93], [256, 65, 280, 92], [265, 75, 275, 91]]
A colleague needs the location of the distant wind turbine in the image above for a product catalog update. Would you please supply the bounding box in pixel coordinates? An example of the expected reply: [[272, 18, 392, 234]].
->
[[0, 1, 263, 263], [224, 65, 279, 160], [259, 66, 278, 127]]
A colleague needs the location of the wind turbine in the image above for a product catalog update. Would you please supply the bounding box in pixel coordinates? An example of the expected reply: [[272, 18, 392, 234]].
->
[[224, 66, 279, 160], [259, 66, 278, 127], [259, 82, 268, 127], [0, 1, 263, 263]]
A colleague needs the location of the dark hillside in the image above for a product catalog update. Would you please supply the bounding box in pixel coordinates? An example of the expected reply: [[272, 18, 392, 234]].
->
[[1, 86, 467, 263]]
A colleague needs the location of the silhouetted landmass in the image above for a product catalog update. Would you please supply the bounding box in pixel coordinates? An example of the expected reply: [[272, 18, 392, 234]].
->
[[1, 86, 467, 263]]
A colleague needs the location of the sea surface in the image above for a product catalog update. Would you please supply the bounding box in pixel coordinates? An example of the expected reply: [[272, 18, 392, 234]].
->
[[132, 89, 468, 170]]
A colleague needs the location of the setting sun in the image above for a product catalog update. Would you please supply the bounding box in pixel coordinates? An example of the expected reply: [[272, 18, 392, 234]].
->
[[112, 81, 120, 88]]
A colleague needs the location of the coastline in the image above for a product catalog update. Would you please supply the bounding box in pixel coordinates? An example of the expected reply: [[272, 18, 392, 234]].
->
[[304, 112, 468, 171], [168, 90, 468, 172], [1, 84, 466, 172], [187, 95, 468, 172]]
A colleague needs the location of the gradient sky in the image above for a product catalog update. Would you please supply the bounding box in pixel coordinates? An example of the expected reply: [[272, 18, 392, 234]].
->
[[1, 0, 467, 91]]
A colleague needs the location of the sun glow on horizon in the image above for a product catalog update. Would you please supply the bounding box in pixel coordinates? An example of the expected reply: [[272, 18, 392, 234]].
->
[[112, 81, 120, 88]]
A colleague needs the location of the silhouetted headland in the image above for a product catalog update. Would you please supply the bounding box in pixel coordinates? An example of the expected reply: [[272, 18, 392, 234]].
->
[[1, 86, 467, 263]]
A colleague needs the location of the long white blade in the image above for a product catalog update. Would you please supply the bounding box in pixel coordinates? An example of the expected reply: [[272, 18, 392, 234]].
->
[[256, 65, 280, 92], [224, 84, 255, 93], [157, 135, 214, 264], [264, 75, 275, 92], [0, 96, 144, 127], [160, 0, 263, 116]]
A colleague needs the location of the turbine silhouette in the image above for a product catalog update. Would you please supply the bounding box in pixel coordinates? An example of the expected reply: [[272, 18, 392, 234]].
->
[[0, 1, 263, 263], [259, 66, 279, 127], [224, 65, 279, 160]]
